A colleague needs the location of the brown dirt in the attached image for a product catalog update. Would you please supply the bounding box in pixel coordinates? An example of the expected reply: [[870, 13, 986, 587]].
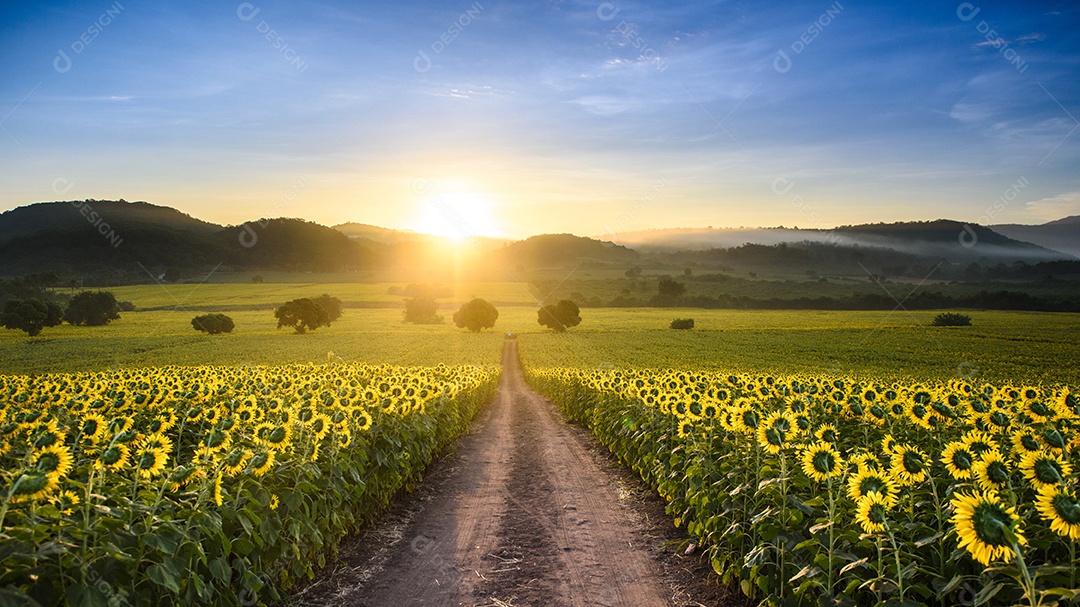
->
[[286, 340, 746, 607]]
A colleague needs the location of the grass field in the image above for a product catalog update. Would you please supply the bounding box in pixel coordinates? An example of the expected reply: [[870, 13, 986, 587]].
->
[[1, 286, 1077, 383]]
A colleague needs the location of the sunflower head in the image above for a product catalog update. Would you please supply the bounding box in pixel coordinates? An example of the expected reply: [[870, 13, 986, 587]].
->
[[950, 491, 1025, 566], [890, 445, 928, 485], [855, 492, 891, 534], [801, 442, 843, 483], [1036, 485, 1080, 540]]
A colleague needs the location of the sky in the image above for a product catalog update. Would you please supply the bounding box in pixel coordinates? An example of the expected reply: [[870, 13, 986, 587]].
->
[[1, 0, 1078, 239]]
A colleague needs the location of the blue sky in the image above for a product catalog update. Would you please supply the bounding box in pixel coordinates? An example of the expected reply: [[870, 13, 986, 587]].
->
[[1, 0, 1078, 238]]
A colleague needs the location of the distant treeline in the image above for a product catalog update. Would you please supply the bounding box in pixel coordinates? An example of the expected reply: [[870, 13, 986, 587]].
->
[[605, 290, 1079, 312]]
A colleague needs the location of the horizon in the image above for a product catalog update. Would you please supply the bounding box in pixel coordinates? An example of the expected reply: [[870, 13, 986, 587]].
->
[[2, 2, 1079, 238]]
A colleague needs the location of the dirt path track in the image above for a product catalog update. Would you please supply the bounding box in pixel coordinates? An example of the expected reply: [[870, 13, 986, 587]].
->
[[289, 340, 735, 607]]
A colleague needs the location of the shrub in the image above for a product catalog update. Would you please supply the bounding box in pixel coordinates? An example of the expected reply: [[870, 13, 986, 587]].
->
[[192, 313, 235, 334], [453, 298, 499, 332], [312, 294, 343, 322], [118, 300, 136, 312], [670, 318, 695, 330], [403, 297, 443, 324], [537, 300, 581, 332], [275, 298, 330, 334], [63, 291, 120, 326], [931, 312, 971, 327]]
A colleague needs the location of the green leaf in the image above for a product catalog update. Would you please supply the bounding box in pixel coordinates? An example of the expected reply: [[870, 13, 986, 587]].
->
[[146, 563, 181, 593], [209, 557, 231, 584], [914, 531, 943, 547], [973, 581, 1002, 606]]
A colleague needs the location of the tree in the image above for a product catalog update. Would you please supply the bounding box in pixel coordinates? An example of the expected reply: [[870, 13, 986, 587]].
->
[[1, 299, 63, 336], [537, 299, 581, 332], [453, 298, 499, 332], [63, 291, 120, 326], [931, 312, 971, 327], [275, 298, 330, 334], [625, 266, 642, 278], [403, 297, 443, 324], [657, 277, 686, 298], [251, 275, 264, 284], [312, 294, 343, 322], [670, 318, 695, 330], [192, 313, 235, 335]]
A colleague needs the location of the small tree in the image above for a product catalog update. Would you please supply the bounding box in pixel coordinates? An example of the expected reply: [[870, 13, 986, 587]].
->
[[657, 277, 686, 298], [312, 294, 343, 322], [403, 297, 443, 324], [670, 318, 695, 330], [275, 298, 330, 334], [63, 291, 120, 326], [1, 299, 63, 336], [192, 313, 235, 335], [453, 298, 499, 332], [251, 275, 264, 283], [931, 312, 971, 327], [538, 300, 581, 332]]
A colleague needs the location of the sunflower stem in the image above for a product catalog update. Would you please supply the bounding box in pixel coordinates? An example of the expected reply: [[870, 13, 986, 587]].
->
[[1010, 541, 1038, 607], [887, 527, 904, 602]]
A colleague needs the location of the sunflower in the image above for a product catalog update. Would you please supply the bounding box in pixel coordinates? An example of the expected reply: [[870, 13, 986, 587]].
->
[[850, 452, 883, 473], [33, 444, 74, 484], [890, 445, 928, 485], [212, 471, 224, 507], [757, 412, 794, 454], [248, 449, 276, 477], [950, 491, 1025, 566], [847, 468, 899, 506], [941, 441, 976, 481], [1010, 429, 1044, 460], [221, 448, 252, 476], [677, 419, 696, 438], [77, 413, 109, 445], [167, 465, 203, 492], [961, 430, 998, 458], [255, 422, 292, 449], [1019, 451, 1071, 491], [8, 470, 54, 503], [133, 444, 169, 480], [855, 492, 891, 534], [1034, 484, 1080, 540], [51, 489, 81, 515], [801, 442, 843, 483], [972, 451, 1012, 493], [93, 444, 130, 473], [309, 413, 333, 441], [815, 424, 839, 445]]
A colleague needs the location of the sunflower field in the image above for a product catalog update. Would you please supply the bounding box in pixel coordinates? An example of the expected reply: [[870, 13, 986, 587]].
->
[[0, 362, 498, 606], [526, 367, 1080, 607]]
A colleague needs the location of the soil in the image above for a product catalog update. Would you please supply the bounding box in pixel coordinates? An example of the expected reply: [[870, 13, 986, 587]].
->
[[286, 340, 747, 607]]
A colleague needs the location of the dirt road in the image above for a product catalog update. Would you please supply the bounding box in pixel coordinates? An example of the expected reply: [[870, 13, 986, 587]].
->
[[289, 340, 733, 607]]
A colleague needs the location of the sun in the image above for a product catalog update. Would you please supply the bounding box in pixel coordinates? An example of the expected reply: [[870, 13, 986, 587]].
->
[[411, 191, 503, 241]]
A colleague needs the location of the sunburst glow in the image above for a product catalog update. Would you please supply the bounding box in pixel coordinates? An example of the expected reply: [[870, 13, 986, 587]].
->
[[411, 191, 503, 241]]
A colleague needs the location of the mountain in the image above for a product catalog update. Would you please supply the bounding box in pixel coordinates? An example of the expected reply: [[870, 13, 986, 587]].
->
[[991, 216, 1080, 258], [495, 234, 638, 268], [333, 222, 425, 244], [0, 200, 222, 244], [609, 220, 1072, 264]]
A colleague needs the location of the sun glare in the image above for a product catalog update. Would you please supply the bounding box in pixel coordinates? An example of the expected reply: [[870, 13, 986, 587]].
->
[[411, 191, 503, 241]]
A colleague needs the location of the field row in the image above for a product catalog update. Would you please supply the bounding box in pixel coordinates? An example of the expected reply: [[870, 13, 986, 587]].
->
[[3, 308, 1078, 383], [526, 365, 1080, 606], [0, 362, 499, 606]]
